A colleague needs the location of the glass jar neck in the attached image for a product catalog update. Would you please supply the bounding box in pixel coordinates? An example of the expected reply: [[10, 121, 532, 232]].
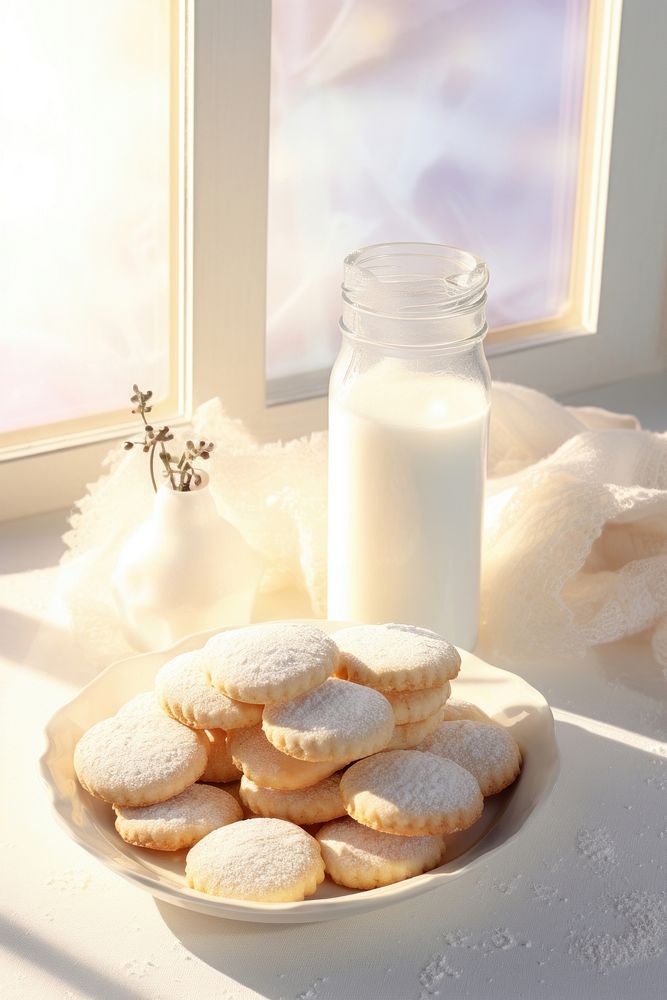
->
[[340, 242, 488, 352]]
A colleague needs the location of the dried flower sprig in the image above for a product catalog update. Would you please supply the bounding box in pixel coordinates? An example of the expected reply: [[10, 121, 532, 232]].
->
[[123, 385, 214, 492]]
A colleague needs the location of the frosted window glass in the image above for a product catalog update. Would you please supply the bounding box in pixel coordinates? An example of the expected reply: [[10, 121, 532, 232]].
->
[[0, 0, 173, 435], [266, 0, 589, 381]]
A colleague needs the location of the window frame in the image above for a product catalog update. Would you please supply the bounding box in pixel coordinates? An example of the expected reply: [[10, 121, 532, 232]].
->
[[2, 0, 666, 523], [0, 0, 194, 520], [199, 0, 667, 439]]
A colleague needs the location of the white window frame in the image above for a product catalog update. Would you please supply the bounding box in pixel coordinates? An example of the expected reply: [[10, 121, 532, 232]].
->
[[199, 0, 666, 440], [2, 0, 666, 523], [0, 0, 195, 521]]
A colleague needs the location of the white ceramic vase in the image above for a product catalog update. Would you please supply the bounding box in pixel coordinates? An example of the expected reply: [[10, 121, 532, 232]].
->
[[111, 474, 263, 651]]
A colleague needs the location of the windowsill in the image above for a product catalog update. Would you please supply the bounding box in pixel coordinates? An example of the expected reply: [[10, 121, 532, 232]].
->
[[1, 369, 665, 559], [560, 368, 667, 431]]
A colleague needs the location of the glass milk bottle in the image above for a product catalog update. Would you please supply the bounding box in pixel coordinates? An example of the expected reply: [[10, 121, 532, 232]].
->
[[327, 242, 491, 649]]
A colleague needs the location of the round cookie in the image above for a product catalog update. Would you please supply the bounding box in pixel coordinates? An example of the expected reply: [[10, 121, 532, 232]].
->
[[262, 677, 394, 763], [114, 783, 242, 851], [186, 817, 325, 901], [340, 749, 483, 837], [200, 729, 241, 784], [74, 713, 208, 807], [385, 682, 450, 725], [228, 726, 346, 791], [205, 623, 338, 705], [418, 720, 522, 796], [240, 773, 346, 825], [317, 817, 446, 889], [155, 650, 263, 731], [333, 624, 460, 692], [116, 692, 167, 721], [385, 709, 442, 751], [440, 699, 495, 725]]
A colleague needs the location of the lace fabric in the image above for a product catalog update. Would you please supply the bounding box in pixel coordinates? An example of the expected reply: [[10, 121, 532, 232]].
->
[[59, 383, 667, 670]]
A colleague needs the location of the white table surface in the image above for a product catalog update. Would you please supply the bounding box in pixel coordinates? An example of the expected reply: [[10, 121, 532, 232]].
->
[[2, 374, 666, 1000], [0, 531, 664, 1000]]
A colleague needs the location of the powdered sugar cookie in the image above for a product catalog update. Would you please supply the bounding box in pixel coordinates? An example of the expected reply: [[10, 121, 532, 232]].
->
[[418, 720, 522, 796], [186, 817, 325, 901], [240, 773, 346, 825], [262, 677, 394, 762], [200, 729, 241, 784], [385, 709, 442, 751], [74, 713, 208, 807], [317, 817, 446, 889], [206, 623, 338, 705], [340, 749, 483, 836], [333, 624, 460, 692], [114, 783, 242, 851], [228, 726, 346, 790], [116, 692, 167, 720], [440, 699, 495, 725], [385, 682, 450, 725], [156, 650, 263, 730]]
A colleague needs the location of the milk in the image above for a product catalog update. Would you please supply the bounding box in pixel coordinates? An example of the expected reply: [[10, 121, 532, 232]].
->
[[328, 366, 489, 649]]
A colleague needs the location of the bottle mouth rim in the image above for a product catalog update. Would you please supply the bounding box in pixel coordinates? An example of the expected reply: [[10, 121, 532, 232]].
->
[[338, 315, 488, 352], [343, 242, 489, 320]]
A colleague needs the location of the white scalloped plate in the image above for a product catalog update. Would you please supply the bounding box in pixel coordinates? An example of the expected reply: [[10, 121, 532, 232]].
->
[[40, 621, 559, 923]]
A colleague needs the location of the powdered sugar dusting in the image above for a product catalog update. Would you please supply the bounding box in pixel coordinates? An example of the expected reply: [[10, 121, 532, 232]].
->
[[114, 783, 242, 836], [386, 710, 442, 751], [441, 699, 495, 724], [73, 711, 207, 804], [491, 873, 522, 895], [384, 682, 450, 725], [531, 882, 567, 906], [576, 826, 617, 875], [206, 623, 337, 703], [265, 678, 392, 739], [419, 951, 461, 996], [318, 816, 444, 864], [417, 923, 533, 996], [240, 773, 346, 824], [442, 929, 470, 948], [296, 977, 327, 1000], [228, 726, 344, 789], [418, 720, 521, 796], [116, 691, 165, 719], [185, 818, 324, 901], [123, 958, 157, 979], [333, 623, 460, 690], [485, 928, 521, 952], [340, 749, 482, 834], [569, 890, 666, 973], [156, 649, 262, 729], [46, 868, 91, 892], [346, 749, 481, 813], [263, 678, 394, 760]]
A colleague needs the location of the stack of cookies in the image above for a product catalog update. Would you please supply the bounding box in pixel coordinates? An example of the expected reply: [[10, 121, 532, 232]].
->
[[73, 622, 522, 902], [332, 624, 459, 749]]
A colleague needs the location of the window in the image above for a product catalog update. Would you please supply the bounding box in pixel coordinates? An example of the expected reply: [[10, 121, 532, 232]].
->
[[208, 0, 661, 431], [3, 0, 666, 519], [266, 0, 589, 387], [1, 0, 191, 520], [0, 0, 184, 459]]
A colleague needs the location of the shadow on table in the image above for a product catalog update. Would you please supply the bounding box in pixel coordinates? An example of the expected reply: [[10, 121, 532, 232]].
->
[[0, 606, 66, 668], [0, 911, 143, 1000], [154, 896, 427, 1000], [0, 606, 94, 687], [475, 634, 666, 740], [594, 636, 667, 703]]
